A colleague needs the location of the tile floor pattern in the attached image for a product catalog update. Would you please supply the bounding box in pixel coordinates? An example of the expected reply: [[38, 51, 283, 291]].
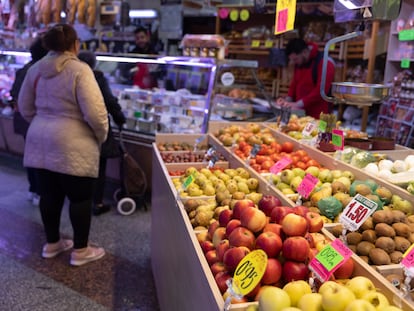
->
[[0, 152, 160, 311]]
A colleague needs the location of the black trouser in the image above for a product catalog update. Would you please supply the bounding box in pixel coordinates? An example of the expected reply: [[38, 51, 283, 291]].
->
[[37, 169, 96, 249], [93, 157, 107, 205], [27, 167, 39, 194]]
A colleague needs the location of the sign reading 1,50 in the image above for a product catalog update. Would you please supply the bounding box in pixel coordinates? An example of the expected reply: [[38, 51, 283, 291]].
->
[[234, 259, 258, 290], [344, 201, 368, 224]]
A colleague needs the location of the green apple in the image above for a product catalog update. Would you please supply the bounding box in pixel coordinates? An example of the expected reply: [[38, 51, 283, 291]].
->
[[276, 182, 291, 191], [361, 291, 389, 310], [283, 280, 312, 307], [292, 167, 306, 178], [319, 281, 356, 311], [344, 299, 376, 311], [297, 293, 323, 311], [305, 166, 320, 178], [258, 286, 291, 311], [345, 276, 376, 299], [318, 169, 333, 183], [281, 169, 295, 184], [331, 169, 343, 179], [336, 176, 351, 191], [290, 176, 303, 192]]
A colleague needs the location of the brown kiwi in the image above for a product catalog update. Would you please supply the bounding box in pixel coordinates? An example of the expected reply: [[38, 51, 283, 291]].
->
[[369, 248, 391, 265], [392, 222, 411, 238], [375, 236, 395, 253], [408, 232, 414, 244], [375, 223, 396, 238], [356, 241, 376, 256], [331, 224, 344, 237], [407, 223, 414, 233], [360, 216, 374, 231], [372, 210, 394, 225], [359, 255, 369, 264], [346, 232, 362, 245], [361, 229, 377, 243], [391, 210, 407, 223], [347, 244, 357, 253], [389, 251, 404, 264], [394, 236, 411, 253], [407, 215, 414, 223]]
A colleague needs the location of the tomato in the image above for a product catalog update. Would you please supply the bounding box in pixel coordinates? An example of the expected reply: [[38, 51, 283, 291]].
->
[[306, 159, 321, 168], [295, 161, 307, 170], [295, 149, 308, 158], [281, 141, 294, 153], [261, 160, 275, 171]]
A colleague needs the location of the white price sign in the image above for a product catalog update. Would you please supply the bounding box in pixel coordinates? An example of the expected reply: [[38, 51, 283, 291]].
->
[[302, 122, 317, 137], [339, 194, 377, 231]]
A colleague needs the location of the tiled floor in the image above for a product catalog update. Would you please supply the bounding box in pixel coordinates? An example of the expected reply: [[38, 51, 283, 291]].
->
[[0, 152, 160, 311]]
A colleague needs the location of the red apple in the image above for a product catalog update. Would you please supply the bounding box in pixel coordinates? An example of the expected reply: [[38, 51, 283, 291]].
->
[[270, 206, 295, 224], [208, 220, 220, 240], [258, 194, 282, 216], [219, 209, 233, 227], [223, 246, 250, 272], [282, 236, 311, 262], [210, 261, 227, 277], [215, 271, 232, 294], [305, 211, 324, 233], [225, 219, 241, 237], [200, 240, 215, 254], [240, 206, 267, 233], [216, 239, 230, 262], [255, 231, 283, 258], [261, 258, 283, 285], [233, 199, 255, 219], [293, 205, 310, 217], [307, 232, 327, 248], [281, 213, 308, 236], [263, 223, 284, 237], [333, 257, 355, 279], [205, 249, 220, 266], [282, 260, 310, 282], [212, 226, 227, 248], [228, 226, 255, 250]]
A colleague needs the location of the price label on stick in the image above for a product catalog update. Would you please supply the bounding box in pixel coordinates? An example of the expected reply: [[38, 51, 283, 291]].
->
[[332, 129, 344, 150], [182, 174, 195, 190], [318, 120, 327, 133], [339, 194, 377, 231], [270, 157, 292, 175], [309, 238, 353, 282], [250, 144, 261, 158], [296, 173, 319, 199], [302, 122, 317, 137]]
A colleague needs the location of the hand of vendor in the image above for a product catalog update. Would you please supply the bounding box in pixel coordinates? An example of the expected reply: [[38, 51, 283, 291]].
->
[[276, 97, 304, 110]]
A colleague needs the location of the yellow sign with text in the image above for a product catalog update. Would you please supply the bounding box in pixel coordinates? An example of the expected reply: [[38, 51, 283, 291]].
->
[[274, 0, 297, 35]]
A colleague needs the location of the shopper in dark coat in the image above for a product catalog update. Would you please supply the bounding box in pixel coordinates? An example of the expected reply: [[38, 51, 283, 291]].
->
[[10, 36, 48, 205], [78, 50, 126, 216]]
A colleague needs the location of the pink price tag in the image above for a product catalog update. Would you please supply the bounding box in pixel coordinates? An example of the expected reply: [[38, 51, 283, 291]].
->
[[401, 245, 414, 269], [296, 173, 319, 199], [270, 157, 292, 175], [332, 129, 344, 151], [309, 239, 353, 282], [276, 8, 288, 33], [219, 8, 229, 19]]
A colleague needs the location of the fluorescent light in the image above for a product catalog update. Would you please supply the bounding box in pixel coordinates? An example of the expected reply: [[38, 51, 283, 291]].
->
[[129, 9, 158, 18], [338, 0, 360, 10], [96, 55, 159, 63], [2, 51, 30, 57]]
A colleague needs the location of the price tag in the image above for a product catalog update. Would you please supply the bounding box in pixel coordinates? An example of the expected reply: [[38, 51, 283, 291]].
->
[[219, 8, 229, 19], [296, 173, 319, 199], [302, 122, 317, 137], [339, 194, 377, 231], [232, 250, 268, 296], [251, 40, 260, 48], [332, 129, 344, 150], [240, 9, 250, 21], [250, 144, 261, 158], [401, 244, 414, 269], [265, 40, 274, 48], [207, 154, 219, 168], [309, 238, 353, 282], [280, 107, 291, 126], [230, 9, 239, 21], [221, 72, 235, 86], [318, 120, 327, 133], [401, 59, 411, 69], [270, 157, 292, 175], [182, 174, 195, 190]]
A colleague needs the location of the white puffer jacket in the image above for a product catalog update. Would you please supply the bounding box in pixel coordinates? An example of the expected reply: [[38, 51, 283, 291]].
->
[[18, 51, 108, 178]]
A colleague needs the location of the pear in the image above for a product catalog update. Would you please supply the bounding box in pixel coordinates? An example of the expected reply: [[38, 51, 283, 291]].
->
[[292, 167, 306, 178], [392, 196, 414, 215], [341, 170, 355, 182], [318, 169, 334, 183], [203, 184, 216, 196], [290, 176, 303, 192], [331, 180, 348, 194], [246, 178, 259, 190], [232, 191, 246, 200], [236, 167, 250, 179], [333, 192, 352, 208], [335, 177, 351, 192], [354, 184, 372, 196], [245, 192, 263, 205], [237, 181, 250, 194], [281, 169, 295, 184], [310, 187, 332, 206]]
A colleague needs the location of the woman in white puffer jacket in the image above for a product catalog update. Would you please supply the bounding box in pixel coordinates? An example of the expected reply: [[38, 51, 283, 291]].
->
[[18, 24, 109, 266]]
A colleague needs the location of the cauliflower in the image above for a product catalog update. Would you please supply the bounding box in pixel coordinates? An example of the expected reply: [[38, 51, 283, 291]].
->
[[392, 160, 408, 173], [350, 151, 377, 169]]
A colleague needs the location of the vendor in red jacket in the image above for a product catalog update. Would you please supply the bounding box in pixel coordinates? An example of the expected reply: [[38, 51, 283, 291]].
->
[[278, 38, 335, 119]]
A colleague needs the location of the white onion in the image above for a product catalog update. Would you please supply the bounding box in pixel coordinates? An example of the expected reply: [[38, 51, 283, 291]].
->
[[378, 159, 394, 171]]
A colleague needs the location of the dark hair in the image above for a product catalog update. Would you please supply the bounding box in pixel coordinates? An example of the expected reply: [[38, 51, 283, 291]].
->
[[285, 38, 308, 57], [30, 36, 48, 62], [78, 50, 96, 69], [134, 26, 149, 36], [42, 24, 78, 52]]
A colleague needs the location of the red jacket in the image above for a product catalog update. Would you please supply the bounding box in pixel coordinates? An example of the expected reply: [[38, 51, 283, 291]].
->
[[287, 42, 335, 119]]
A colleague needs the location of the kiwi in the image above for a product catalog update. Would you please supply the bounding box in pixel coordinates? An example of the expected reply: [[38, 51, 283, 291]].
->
[[375, 223, 396, 238], [346, 232, 362, 245], [394, 236, 411, 253], [392, 222, 411, 238], [331, 224, 344, 237], [389, 251, 404, 264], [359, 255, 370, 264], [409, 233, 414, 244], [360, 216, 374, 231], [391, 210, 407, 223], [369, 248, 391, 265], [375, 236, 395, 253], [407, 215, 414, 223], [347, 244, 357, 253], [407, 223, 414, 233], [372, 210, 394, 225], [361, 229, 377, 243], [356, 241, 376, 256]]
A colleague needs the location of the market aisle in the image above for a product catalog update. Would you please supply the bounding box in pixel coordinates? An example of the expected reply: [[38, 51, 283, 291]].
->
[[0, 152, 160, 311]]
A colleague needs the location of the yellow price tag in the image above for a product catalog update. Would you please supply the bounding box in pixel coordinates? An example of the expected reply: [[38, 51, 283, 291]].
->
[[329, 44, 336, 51], [240, 9, 250, 21], [232, 250, 267, 296], [265, 40, 274, 48], [251, 40, 260, 48], [230, 9, 239, 21]]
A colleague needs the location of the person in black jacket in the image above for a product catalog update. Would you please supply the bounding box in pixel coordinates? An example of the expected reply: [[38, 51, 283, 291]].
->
[[10, 36, 48, 206], [78, 50, 126, 215]]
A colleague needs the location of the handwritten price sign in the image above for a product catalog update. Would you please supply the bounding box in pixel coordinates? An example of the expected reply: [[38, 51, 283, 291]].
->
[[339, 194, 377, 231], [270, 157, 292, 175], [296, 173, 319, 199]]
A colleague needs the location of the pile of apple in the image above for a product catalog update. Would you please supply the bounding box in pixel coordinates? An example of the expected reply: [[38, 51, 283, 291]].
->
[[197, 194, 345, 303], [156, 141, 208, 151], [253, 276, 404, 311]]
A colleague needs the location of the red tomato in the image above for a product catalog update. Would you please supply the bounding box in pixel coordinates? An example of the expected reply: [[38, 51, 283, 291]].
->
[[281, 141, 294, 153]]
